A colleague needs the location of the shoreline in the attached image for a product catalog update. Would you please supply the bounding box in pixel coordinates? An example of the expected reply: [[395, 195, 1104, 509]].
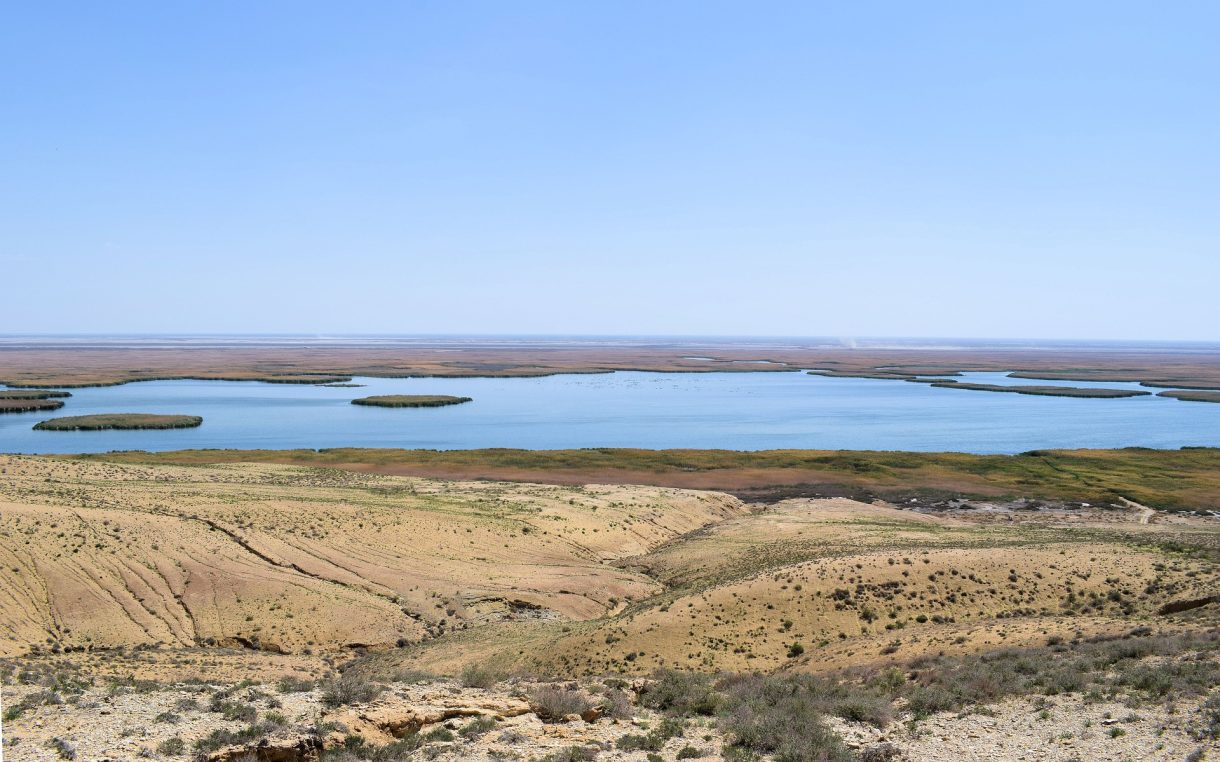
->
[[52, 445, 1220, 514], [2, 341, 1219, 389]]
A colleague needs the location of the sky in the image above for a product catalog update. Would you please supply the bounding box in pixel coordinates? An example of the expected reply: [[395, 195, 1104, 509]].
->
[[1, 2, 1217, 340]]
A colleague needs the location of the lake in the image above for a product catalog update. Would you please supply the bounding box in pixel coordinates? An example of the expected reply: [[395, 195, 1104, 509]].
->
[[0, 370, 1216, 454]]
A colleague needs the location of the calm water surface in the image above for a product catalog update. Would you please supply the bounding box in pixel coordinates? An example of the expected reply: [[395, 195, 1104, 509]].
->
[[0, 371, 1216, 454]]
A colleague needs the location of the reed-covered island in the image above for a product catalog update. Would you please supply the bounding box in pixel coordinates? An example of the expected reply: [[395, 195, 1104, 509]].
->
[[0, 389, 72, 399], [351, 394, 473, 408], [1159, 390, 1220, 403], [928, 381, 1151, 398], [33, 414, 204, 431], [0, 399, 66, 414]]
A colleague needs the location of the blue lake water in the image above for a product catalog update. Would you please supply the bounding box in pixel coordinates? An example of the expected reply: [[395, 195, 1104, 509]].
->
[[0, 371, 1217, 454]]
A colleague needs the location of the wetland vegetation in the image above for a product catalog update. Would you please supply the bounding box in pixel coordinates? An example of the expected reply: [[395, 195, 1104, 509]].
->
[[0, 398, 65, 414], [927, 381, 1152, 398], [73, 445, 1220, 513], [33, 414, 203, 431], [351, 395, 472, 408], [1158, 390, 1220, 403], [0, 389, 71, 399]]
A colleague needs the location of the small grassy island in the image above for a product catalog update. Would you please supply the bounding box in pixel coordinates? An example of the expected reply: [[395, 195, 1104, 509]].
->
[[929, 381, 1150, 398], [0, 389, 72, 399], [33, 414, 203, 431], [1159, 390, 1220, 403], [807, 369, 921, 381], [263, 375, 354, 384], [351, 394, 472, 408], [0, 398, 66, 414]]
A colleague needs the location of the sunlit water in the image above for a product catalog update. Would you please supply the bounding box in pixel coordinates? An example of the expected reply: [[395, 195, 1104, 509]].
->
[[0, 371, 1216, 454]]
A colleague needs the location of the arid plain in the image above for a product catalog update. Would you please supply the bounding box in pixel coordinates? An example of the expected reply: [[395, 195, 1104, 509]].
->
[[1, 447, 1217, 761]]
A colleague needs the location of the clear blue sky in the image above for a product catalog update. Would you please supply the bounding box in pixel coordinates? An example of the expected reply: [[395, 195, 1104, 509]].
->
[[2, 2, 1216, 339]]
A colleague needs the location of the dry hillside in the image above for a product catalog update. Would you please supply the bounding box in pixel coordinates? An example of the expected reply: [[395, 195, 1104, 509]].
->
[[0, 455, 1216, 762], [0, 456, 742, 658]]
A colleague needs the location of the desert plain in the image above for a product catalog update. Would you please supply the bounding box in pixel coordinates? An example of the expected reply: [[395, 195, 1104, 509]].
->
[[0, 448, 1216, 761]]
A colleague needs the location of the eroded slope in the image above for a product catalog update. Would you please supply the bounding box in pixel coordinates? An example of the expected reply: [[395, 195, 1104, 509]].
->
[[0, 456, 744, 657]]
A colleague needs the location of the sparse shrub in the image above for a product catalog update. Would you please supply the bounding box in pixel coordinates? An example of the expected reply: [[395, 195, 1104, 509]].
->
[[1198, 693, 1220, 740], [639, 670, 720, 716], [458, 715, 497, 737], [4, 689, 62, 720], [49, 737, 77, 760], [459, 663, 502, 689], [540, 746, 599, 762], [388, 669, 435, 685], [277, 675, 315, 693], [677, 746, 706, 759], [600, 687, 634, 719], [319, 733, 423, 761], [719, 675, 853, 762], [616, 733, 654, 752], [834, 694, 892, 727], [422, 726, 454, 742], [216, 700, 258, 723], [156, 736, 185, 756], [530, 685, 593, 722], [860, 742, 902, 762], [905, 685, 957, 718], [617, 717, 685, 751], [321, 673, 384, 708], [194, 724, 277, 754]]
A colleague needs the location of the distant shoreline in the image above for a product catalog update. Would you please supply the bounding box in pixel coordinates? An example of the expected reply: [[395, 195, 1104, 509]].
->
[[2, 338, 1219, 389], [62, 445, 1220, 514]]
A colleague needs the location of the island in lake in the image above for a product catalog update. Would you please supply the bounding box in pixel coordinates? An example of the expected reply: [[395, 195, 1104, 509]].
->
[[33, 414, 203, 431], [351, 394, 472, 408], [0, 398, 66, 414], [0, 389, 72, 399], [927, 381, 1151, 399], [1158, 390, 1220, 403]]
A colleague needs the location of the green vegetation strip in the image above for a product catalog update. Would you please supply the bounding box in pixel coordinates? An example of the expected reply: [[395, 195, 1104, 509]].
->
[[1159, 390, 1220, 403], [34, 414, 203, 431], [928, 381, 1150, 398], [0, 389, 71, 399], [0, 399, 65, 414], [351, 395, 473, 408], [808, 372, 1151, 398], [807, 370, 919, 381], [68, 446, 1220, 512]]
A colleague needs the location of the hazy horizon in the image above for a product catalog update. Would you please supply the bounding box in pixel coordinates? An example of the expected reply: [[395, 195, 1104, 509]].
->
[[3, 2, 1217, 339], [3, 333, 1220, 350]]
